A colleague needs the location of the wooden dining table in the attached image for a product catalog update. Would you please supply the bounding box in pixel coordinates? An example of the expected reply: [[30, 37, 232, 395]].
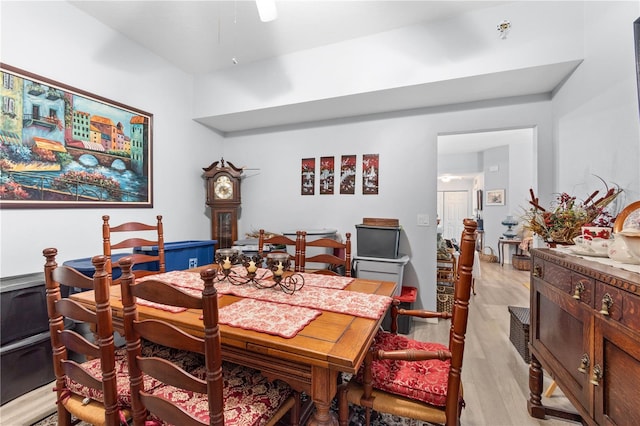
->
[[70, 265, 396, 426]]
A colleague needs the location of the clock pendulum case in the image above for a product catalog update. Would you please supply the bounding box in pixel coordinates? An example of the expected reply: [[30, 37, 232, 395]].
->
[[203, 158, 243, 249]]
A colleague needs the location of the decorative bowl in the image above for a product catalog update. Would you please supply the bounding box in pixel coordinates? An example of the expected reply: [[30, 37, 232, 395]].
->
[[573, 235, 609, 255], [608, 234, 640, 264], [617, 229, 640, 260]]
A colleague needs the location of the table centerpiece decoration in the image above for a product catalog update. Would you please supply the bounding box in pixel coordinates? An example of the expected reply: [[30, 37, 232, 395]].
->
[[523, 179, 622, 246]]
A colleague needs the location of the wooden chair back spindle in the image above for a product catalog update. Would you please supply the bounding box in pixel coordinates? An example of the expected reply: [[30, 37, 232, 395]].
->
[[102, 215, 165, 283], [299, 231, 352, 276], [257, 229, 302, 271], [43, 248, 123, 426]]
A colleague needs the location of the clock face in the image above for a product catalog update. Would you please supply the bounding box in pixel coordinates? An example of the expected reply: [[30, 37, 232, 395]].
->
[[214, 175, 233, 200]]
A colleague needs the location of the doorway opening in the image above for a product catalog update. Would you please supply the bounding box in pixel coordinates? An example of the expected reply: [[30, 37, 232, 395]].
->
[[436, 128, 536, 261]]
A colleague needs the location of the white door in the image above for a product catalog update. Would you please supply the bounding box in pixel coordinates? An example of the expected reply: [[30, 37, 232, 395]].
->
[[441, 191, 469, 241]]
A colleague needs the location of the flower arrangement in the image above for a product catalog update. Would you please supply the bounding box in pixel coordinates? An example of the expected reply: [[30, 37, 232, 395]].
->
[[523, 181, 622, 245]]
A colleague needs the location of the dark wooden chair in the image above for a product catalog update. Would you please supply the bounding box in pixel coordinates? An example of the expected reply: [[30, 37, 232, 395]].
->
[[102, 215, 165, 283], [43, 248, 130, 426], [118, 257, 298, 426], [338, 219, 478, 426], [299, 231, 352, 277], [258, 229, 303, 271]]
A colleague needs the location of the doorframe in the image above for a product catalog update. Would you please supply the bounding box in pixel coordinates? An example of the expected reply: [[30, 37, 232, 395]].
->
[[436, 127, 536, 262]]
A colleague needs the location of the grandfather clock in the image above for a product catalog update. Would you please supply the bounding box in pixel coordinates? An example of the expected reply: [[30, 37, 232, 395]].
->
[[203, 158, 242, 249]]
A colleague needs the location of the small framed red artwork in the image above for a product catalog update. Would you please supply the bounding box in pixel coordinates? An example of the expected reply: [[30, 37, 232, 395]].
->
[[301, 158, 315, 195], [319, 156, 334, 195], [340, 155, 356, 195], [362, 154, 379, 195]]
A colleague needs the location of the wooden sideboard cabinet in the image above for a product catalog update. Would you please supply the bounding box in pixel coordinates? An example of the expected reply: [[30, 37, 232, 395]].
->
[[528, 248, 640, 425]]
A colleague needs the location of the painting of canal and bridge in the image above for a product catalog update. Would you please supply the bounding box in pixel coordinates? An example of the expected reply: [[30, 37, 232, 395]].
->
[[0, 63, 152, 208]]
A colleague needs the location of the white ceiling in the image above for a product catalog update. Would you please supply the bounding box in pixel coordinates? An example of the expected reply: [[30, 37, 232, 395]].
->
[[70, 1, 505, 74], [195, 61, 580, 133], [69, 1, 579, 133]]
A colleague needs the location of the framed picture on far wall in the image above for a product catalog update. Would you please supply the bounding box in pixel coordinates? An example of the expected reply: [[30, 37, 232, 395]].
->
[[362, 153, 379, 195], [340, 155, 356, 194], [301, 158, 315, 195], [319, 156, 334, 195], [486, 189, 505, 206]]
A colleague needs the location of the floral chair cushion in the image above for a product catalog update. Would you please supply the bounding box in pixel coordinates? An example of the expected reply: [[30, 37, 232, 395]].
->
[[355, 330, 451, 407], [145, 361, 292, 426], [65, 342, 204, 408], [139, 341, 205, 372], [65, 348, 153, 408]]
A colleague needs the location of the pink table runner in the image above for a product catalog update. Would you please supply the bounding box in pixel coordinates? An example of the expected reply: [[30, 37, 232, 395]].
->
[[296, 272, 353, 289], [135, 269, 391, 336], [218, 299, 321, 338], [213, 280, 390, 319]]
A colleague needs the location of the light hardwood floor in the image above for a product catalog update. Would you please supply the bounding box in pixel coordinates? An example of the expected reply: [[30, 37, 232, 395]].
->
[[0, 261, 580, 425], [416, 261, 579, 426]]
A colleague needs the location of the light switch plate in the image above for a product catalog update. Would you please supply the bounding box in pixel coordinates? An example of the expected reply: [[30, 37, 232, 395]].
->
[[417, 214, 430, 226]]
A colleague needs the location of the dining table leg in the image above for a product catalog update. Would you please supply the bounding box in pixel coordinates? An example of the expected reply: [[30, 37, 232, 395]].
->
[[307, 366, 339, 426]]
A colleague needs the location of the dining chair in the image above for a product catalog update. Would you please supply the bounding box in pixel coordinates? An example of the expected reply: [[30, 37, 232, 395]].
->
[[102, 215, 165, 283], [299, 231, 352, 277], [117, 257, 299, 426], [43, 248, 131, 426], [337, 218, 478, 426], [258, 229, 303, 271]]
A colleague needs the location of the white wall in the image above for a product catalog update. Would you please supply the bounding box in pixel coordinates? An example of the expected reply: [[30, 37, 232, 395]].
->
[[0, 1, 221, 276], [438, 152, 483, 175], [553, 2, 640, 206], [482, 146, 510, 245], [225, 115, 436, 309], [509, 132, 536, 218]]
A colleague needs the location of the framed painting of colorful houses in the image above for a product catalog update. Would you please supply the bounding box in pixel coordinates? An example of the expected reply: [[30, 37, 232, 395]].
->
[[0, 64, 153, 208]]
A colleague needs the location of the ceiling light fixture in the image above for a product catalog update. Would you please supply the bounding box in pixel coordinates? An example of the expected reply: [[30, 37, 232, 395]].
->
[[256, 0, 277, 22], [497, 19, 511, 39], [231, 1, 239, 64], [438, 175, 463, 183]]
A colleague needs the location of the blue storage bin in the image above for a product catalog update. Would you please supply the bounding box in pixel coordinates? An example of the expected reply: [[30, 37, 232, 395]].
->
[[134, 240, 217, 272], [63, 252, 153, 279]]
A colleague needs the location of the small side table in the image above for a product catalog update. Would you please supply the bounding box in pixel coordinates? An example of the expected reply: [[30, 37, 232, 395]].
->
[[498, 238, 523, 266]]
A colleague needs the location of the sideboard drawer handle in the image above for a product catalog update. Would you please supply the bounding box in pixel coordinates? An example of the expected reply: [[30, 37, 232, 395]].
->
[[578, 353, 590, 373], [573, 282, 585, 300], [590, 364, 603, 386], [599, 293, 613, 316], [533, 265, 543, 278]]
